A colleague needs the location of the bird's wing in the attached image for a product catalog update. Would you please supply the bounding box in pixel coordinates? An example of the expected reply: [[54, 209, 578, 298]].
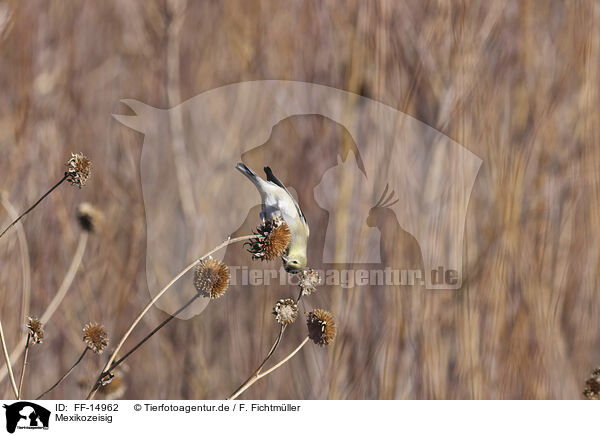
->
[[264, 166, 308, 226]]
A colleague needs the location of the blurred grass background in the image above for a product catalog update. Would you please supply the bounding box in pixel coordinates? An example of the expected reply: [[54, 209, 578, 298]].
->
[[0, 0, 599, 399]]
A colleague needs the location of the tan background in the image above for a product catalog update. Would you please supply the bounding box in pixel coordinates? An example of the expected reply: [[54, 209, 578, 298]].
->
[[0, 0, 599, 399]]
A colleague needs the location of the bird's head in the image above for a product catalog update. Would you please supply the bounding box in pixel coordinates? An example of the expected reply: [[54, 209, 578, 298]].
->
[[282, 252, 307, 273]]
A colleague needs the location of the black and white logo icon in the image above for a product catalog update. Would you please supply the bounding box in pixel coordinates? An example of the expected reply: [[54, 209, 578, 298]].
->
[[3, 402, 50, 433]]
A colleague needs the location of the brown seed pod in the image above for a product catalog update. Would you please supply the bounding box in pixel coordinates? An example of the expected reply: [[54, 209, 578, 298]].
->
[[83, 322, 109, 354], [26, 316, 44, 344], [299, 269, 321, 296], [65, 153, 91, 188], [273, 299, 298, 325], [306, 309, 336, 346], [76, 202, 103, 232], [583, 367, 600, 400], [246, 217, 291, 261], [194, 257, 230, 299]]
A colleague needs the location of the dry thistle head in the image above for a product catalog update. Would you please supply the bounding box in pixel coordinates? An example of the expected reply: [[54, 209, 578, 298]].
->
[[83, 322, 108, 354], [273, 298, 298, 325], [76, 202, 103, 233], [583, 367, 600, 400], [194, 257, 230, 298], [65, 153, 91, 188], [246, 216, 291, 261], [306, 309, 336, 346], [26, 316, 44, 344], [299, 269, 321, 296]]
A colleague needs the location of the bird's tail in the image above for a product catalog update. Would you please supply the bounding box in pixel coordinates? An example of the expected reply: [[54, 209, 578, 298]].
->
[[235, 162, 258, 177], [235, 162, 263, 186]]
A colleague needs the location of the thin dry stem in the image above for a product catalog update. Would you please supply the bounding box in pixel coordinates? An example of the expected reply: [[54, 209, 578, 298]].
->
[[0, 321, 18, 399], [1, 195, 32, 332], [257, 336, 309, 378], [227, 337, 309, 400], [0, 175, 67, 241], [226, 325, 286, 399], [41, 232, 89, 323], [106, 293, 200, 375], [86, 234, 254, 400], [36, 347, 88, 400], [227, 286, 307, 400], [0, 232, 88, 384], [17, 333, 30, 399]]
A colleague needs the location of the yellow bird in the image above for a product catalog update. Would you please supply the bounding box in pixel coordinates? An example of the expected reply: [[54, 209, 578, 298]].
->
[[236, 163, 309, 272]]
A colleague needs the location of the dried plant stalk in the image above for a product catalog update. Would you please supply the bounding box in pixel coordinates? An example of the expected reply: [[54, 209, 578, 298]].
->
[[0, 232, 88, 384], [0, 175, 68, 241], [0, 195, 31, 331], [227, 287, 308, 399], [36, 348, 88, 400], [0, 321, 18, 399], [86, 234, 254, 400], [227, 337, 310, 400], [105, 293, 201, 376], [17, 333, 30, 399]]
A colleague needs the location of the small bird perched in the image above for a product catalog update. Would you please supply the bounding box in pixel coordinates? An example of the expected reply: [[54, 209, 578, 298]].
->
[[236, 162, 309, 272]]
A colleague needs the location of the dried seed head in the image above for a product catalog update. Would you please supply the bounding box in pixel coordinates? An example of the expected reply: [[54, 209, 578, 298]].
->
[[65, 153, 91, 188], [583, 367, 600, 400], [83, 322, 109, 354], [306, 309, 336, 346], [76, 202, 103, 232], [194, 257, 230, 298], [246, 217, 291, 261], [299, 269, 321, 296], [26, 316, 44, 344], [273, 299, 298, 325]]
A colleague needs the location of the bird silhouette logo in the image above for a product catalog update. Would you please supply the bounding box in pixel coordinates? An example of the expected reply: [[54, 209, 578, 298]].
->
[[114, 80, 482, 318], [3, 402, 50, 433]]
